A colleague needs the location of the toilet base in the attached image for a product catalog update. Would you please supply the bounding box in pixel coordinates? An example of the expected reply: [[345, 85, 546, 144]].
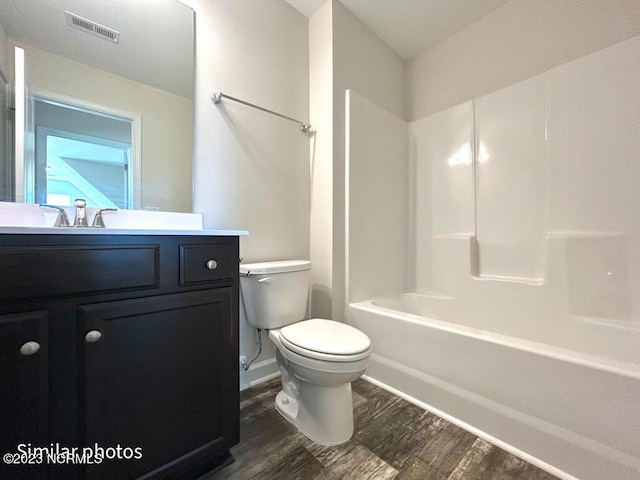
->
[[274, 383, 355, 446]]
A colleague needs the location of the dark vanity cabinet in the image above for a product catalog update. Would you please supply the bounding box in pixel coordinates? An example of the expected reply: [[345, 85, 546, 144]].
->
[[0, 233, 240, 480]]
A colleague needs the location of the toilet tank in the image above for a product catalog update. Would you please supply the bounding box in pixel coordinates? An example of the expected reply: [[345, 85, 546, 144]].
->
[[239, 260, 311, 329]]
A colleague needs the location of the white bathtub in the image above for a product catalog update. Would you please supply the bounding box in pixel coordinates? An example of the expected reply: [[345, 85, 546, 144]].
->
[[348, 293, 640, 480]]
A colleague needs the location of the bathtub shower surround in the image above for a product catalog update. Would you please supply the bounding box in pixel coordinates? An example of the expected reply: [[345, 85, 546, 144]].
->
[[345, 35, 640, 480]]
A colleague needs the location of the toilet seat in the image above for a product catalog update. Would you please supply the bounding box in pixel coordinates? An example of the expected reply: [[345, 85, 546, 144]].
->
[[279, 319, 371, 362]]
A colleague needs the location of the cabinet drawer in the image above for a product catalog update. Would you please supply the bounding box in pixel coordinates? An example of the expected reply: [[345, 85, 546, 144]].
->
[[180, 244, 237, 285], [0, 245, 159, 300]]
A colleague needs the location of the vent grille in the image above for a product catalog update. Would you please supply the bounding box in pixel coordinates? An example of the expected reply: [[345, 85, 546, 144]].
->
[[65, 11, 119, 44]]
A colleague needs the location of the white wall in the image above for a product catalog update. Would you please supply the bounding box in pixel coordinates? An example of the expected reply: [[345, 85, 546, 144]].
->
[[309, 0, 334, 319], [187, 0, 310, 389], [474, 75, 547, 282], [411, 101, 474, 293], [346, 90, 408, 303], [0, 20, 10, 203], [16, 43, 193, 212], [406, 0, 640, 120], [0, 19, 8, 78], [309, 0, 405, 321]]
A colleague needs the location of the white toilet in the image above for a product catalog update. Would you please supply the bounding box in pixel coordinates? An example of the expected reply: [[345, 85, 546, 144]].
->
[[240, 260, 371, 445]]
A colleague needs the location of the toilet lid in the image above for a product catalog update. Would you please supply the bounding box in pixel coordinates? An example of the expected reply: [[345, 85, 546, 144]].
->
[[280, 319, 371, 357]]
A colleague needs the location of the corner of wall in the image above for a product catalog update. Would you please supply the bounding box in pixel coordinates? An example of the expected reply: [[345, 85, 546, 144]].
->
[[309, 0, 335, 320]]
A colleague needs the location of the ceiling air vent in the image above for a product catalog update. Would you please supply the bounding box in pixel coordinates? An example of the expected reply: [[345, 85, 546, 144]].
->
[[65, 11, 120, 44]]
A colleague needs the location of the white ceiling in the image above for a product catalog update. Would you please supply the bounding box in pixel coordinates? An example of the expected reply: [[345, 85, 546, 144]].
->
[[1, 0, 510, 95], [285, 0, 328, 17], [285, 0, 511, 59], [0, 0, 194, 98]]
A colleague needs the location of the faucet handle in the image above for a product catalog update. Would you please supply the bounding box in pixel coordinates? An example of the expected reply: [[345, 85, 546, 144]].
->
[[91, 208, 118, 228], [40, 204, 71, 227]]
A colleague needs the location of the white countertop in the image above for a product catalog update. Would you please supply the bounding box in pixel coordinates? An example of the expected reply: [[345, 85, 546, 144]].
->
[[0, 226, 249, 236], [0, 202, 248, 236]]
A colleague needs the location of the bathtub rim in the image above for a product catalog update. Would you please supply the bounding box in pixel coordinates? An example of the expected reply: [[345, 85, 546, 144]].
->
[[349, 295, 640, 380]]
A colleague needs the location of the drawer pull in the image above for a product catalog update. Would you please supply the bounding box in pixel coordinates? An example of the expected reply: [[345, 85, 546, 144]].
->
[[20, 341, 41, 356], [206, 260, 218, 270], [85, 330, 102, 344]]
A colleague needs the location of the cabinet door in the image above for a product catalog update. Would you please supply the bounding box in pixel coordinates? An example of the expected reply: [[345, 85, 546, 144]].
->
[[0, 311, 48, 480], [79, 289, 237, 480]]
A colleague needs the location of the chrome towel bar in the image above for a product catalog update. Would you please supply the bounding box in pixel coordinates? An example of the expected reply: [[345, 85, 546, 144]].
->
[[212, 91, 311, 134]]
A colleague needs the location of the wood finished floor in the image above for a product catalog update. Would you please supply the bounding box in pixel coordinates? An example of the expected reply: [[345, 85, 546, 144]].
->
[[204, 378, 559, 480]]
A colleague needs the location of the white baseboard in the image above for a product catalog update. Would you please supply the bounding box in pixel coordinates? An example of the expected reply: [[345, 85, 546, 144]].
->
[[239, 358, 280, 391]]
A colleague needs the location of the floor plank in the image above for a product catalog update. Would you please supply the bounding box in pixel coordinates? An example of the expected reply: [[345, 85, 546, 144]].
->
[[258, 443, 325, 480], [358, 403, 433, 469], [311, 445, 397, 480], [395, 457, 448, 480], [413, 420, 478, 477], [202, 378, 559, 480]]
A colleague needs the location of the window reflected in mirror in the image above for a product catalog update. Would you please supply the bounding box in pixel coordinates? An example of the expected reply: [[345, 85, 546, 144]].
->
[[33, 98, 135, 209]]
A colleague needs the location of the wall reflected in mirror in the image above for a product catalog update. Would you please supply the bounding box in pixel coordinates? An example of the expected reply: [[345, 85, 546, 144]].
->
[[0, 0, 194, 212]]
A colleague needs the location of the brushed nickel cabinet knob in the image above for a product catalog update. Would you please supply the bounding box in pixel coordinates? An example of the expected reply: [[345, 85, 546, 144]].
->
[[85, 330, 102, 343], [20, 341, 40, 356]]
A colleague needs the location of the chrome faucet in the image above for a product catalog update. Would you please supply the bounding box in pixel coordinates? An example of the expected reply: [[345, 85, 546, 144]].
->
[[73, 198, 88, 227], [40, 199, 118, 228]]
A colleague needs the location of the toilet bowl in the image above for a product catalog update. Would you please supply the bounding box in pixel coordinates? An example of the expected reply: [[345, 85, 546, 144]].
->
[[240, 261, 371, 445], [270, 319, 371, 445]]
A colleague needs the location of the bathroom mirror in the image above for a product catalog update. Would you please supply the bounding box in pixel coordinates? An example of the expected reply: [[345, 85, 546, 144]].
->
[[0, 0, 194, 212]]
